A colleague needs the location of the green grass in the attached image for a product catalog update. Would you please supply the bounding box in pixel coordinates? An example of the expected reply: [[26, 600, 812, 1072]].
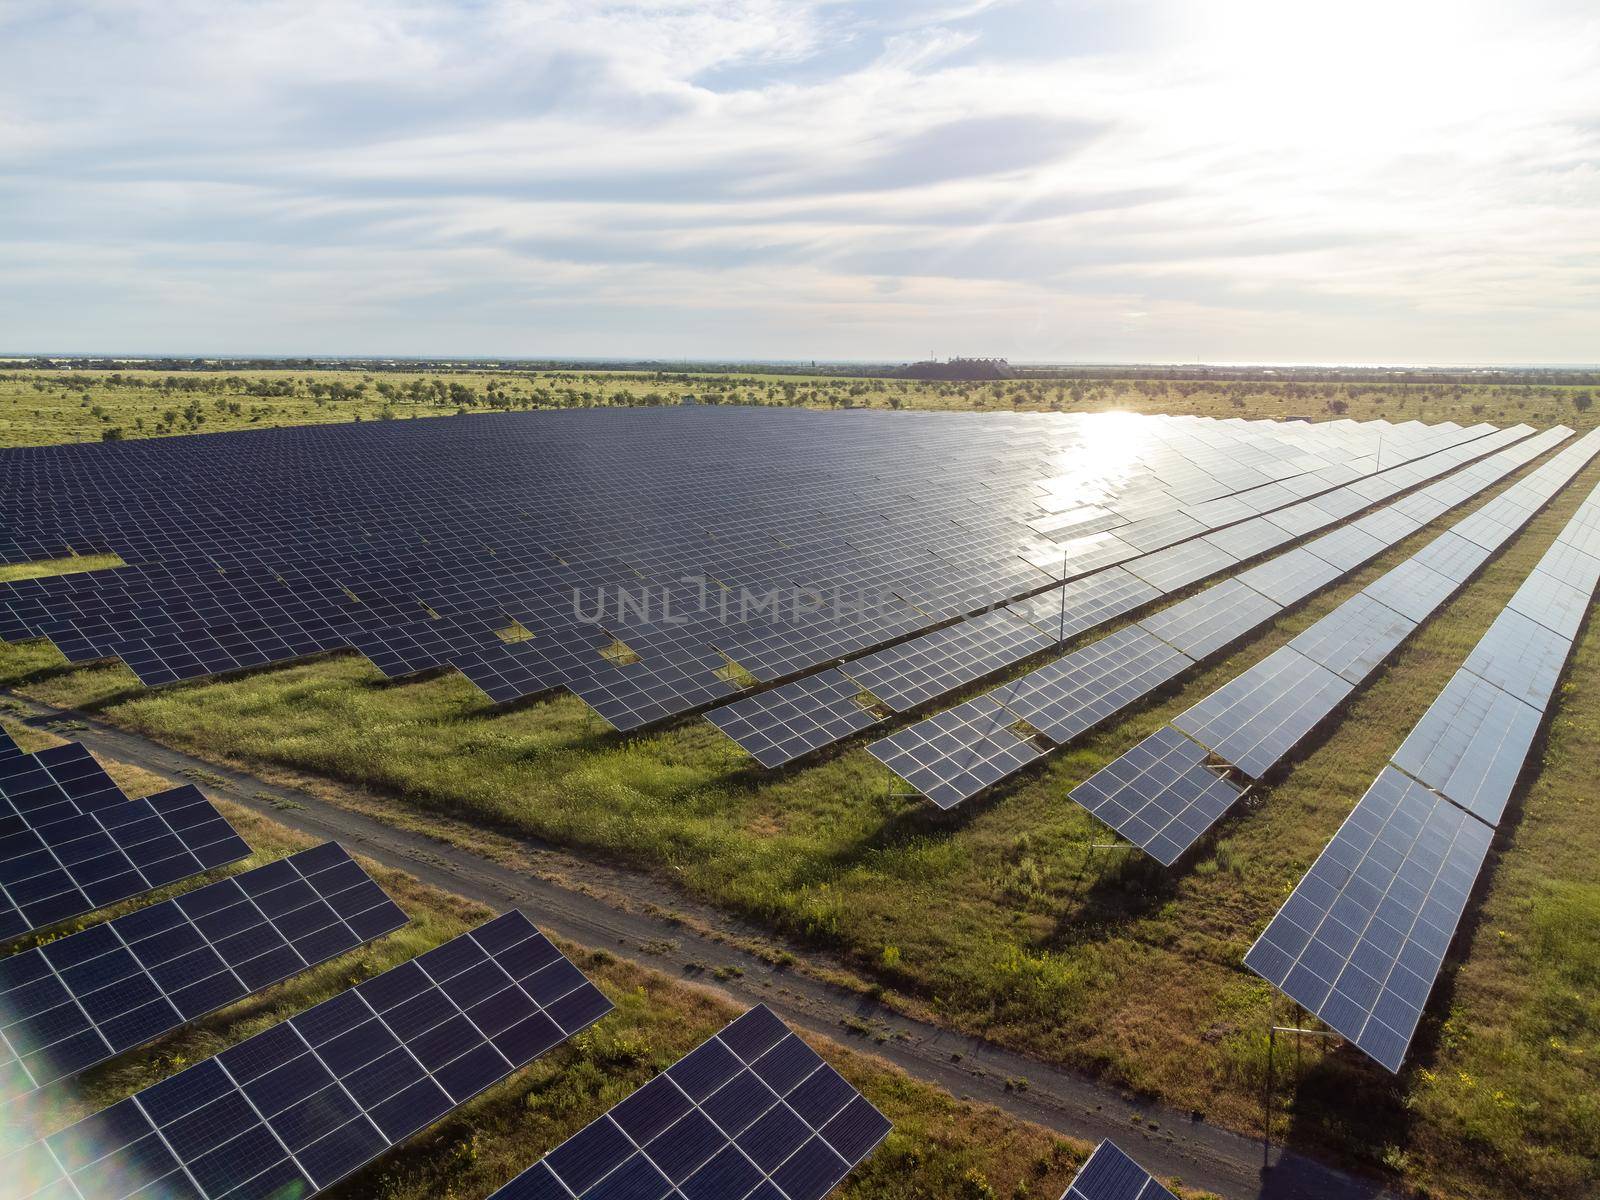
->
[[0, 553, 125, 584], [0, 722, 1142, 1200], [1, 364, 1595, 446]]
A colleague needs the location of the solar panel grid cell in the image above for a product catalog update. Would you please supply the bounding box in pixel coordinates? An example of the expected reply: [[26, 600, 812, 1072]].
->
[[1062, 1139, 1179, 1200]]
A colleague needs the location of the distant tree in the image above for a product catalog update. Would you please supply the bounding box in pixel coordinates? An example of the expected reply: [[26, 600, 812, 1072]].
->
[[1326, 399, 1349, 415], [1574, 392, 1593, 412], [101, 427, 125, 441]]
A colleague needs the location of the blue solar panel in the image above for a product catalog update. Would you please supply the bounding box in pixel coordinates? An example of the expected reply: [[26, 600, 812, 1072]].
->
[[487, 1005, 890, 1200], [1, 911, 612, 1200], [1062, 1140, 1178, 1200]]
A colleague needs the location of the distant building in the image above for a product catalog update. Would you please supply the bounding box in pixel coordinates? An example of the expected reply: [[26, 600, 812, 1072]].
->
[[895, 357, 1013, 381]]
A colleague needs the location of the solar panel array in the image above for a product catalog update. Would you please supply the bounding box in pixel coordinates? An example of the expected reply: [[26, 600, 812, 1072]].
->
[[0, 411, 1505, 734], [863, 425, 1569, 811], [1246, 466, 1600, 1072], [1074, 427, 1600, 861], [2, 912, 614, 1200], [1060, 1139, 1178, 1200], [0, 843, 406, 1102], [487, 1004, 891, 1200], [2, 776, 249, 942]]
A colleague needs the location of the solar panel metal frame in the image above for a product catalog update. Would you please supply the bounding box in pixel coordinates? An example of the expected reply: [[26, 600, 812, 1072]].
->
[[485, 1004, 891, 1200], [0, 842, 408, 1102], [1, 911, 613, 1200]]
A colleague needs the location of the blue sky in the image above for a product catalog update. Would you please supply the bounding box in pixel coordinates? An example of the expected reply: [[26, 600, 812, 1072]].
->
[[2, 0, 1597, 363]]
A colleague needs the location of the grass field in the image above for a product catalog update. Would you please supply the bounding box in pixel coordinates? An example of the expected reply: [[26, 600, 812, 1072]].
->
[[1, 365, 1596, 446], [2, 372, 1598, 1199], [0, 717, 1122, 1200]]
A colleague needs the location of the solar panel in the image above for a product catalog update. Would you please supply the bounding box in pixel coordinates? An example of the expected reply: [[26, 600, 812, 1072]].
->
[[0, 912, 612, 1200], [1459, 607, 1574, 710], [1506, 566, 1592, 641], [706, 670, 879, 768], [0, 842, 407, 1102], [1360, 557, 1459, 623], [1061, 1140, 1178, 1200], [1244, 768, 1494, 1072], [1067, 727, 1243, 865], [1122, 540, 1238, 595], [1, 742, 127, 822], [1201, 515, 1296, 561], [1, 784, 249, 942], [1389, 669, 1542, 827], [486, 1004, 890, 1200], [1409, 530, 1493, 585], [987, 626, 1194, 744], [1172, 646, 1354, 779], [1004, 567, 1161, 642], [1286, 592, 1417, 684], [1300, 523, 1388, 572], [1134, 578, 1279, 661], [1234, 546, 1344, 607], [866, 695, 1045, 810], [841, 609, 1052, 713]]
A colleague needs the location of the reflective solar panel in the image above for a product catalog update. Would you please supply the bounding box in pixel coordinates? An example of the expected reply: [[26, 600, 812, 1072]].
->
[[1460, 607, 1573, 709], [1234, 546, 1344, 607], [0, 912, 612, 1200], [1360, 557, 1460, 623], [1122, 540, 1238, 595], [1390, 669, 1542, 827], [1135, 578, 1280, 661], [1507, 566, 1593, 641], [0, 842, 407, 1102], [1004, 567, 1161, 642], [841, 609, 1052, 713], [1, 784, 249, 942], [866, 695, 1045, 810], [1244, 768, 1494, 1073], [1300, 523, 1388, 572], [1067, 727, 1243, 866], [1286, 592, 1417, 684], [706, 670, 879, 768], [987, 626, 1194, 744], [1172, 646, 1355, 779], [1409, 530, 1493, 585], [1061, 1139, 1178, 1200], [486, 1004, 890, 1200]]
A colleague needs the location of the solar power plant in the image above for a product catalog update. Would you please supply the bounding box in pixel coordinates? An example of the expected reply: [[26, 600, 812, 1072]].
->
[[1, 741, 127, 823], [1509, 564, 1598, 641], [840, 608, 1052, 713], [0, 410, 1515, 732], [706, 670, 879, 767], [1171, 646, 1356, 780], [0, 843, 406, 1102], [1460, 608, 1573, 709], [1067, 727, 1243, 865], [2, 782, 249, 942], [1234, 546, 1345, 607], [864, 426, 1582, 807], [1060, 1139, 1179, 1200], [1004, 567, 1162, 642], [1243, 768, 1494, 1073], [486, 1004, 891, 1200], [867, 695, 1045, 810], [0, 911, 612, 1200], [1286, 592, 1418, 684]]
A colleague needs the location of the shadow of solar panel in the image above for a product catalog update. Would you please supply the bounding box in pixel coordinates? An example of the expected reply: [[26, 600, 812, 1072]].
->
[[1005, 567, 1161, 642], [988, 627, 1194, 744], [487, 1004, 890, 1200], [1, 784, 249, 942], [1461, 608, 1574, 710], [0, 842, 407, 1102], [1391, 669, 1544, 828], [1135, 579, 1280, 661], [1244, 768, 1494, 1073], [1063, 1139, 1179, 1200], [707, 670, 879, 767], [0, 912, 611, 1200], [1172, 646, 1355, 779], [841, 609, 1051, 713], [1235, 547, 1343, 607], [1068, 727, 1243, 865], [1286, 592, 1417, 684], [866, 695, 1044, 810]]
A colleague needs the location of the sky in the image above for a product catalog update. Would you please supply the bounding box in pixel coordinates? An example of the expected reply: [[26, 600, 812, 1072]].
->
[[2, 0, 1597, 364]]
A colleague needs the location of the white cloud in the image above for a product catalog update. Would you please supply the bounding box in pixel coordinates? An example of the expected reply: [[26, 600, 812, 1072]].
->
[[0, 0, 1596, 361]]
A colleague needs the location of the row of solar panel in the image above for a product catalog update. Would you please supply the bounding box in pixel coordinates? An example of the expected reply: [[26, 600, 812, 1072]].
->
[[1, 413, 1505, 734], [1244, 466, 1600, 1073], [2, 730, 890, 1199], [707, 424, 1542, 772], [850, 426, 1572, 813], [1082, 426, 1600, 869]]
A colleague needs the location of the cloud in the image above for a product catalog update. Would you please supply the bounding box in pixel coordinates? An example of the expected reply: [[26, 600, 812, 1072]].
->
[[0, 0, 1596, 362]]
